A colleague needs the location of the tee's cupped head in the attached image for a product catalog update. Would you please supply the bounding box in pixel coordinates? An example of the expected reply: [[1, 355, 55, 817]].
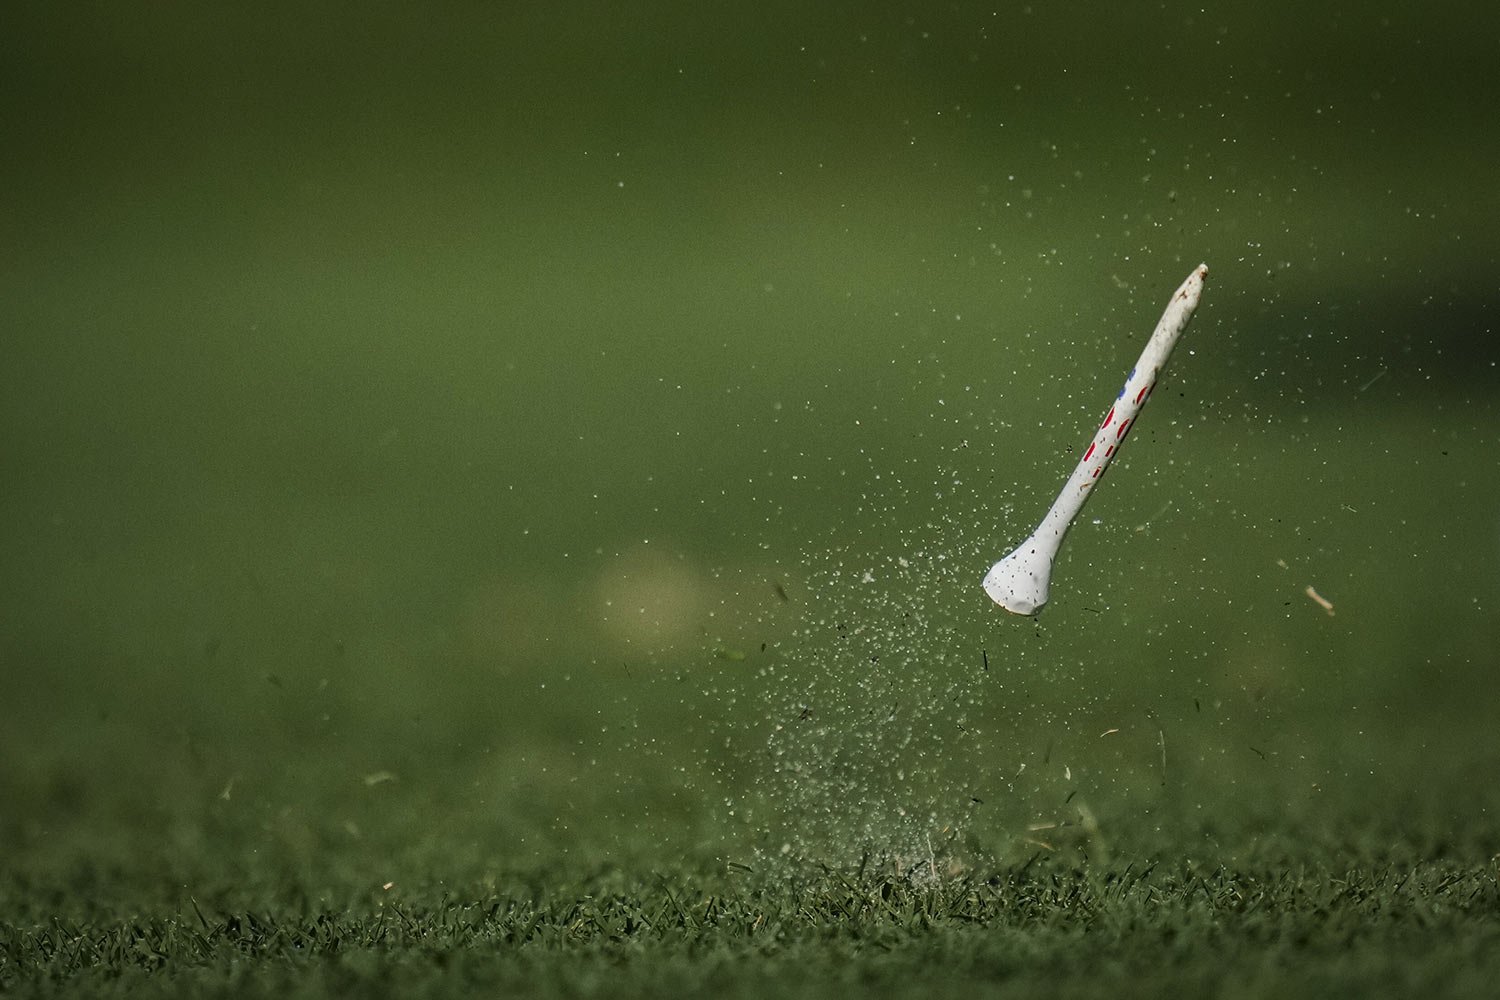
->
[[982, 534, 1057, 616]]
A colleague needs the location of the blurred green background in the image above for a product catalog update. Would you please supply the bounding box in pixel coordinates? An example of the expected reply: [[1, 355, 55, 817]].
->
[[3, 1, 1497, 895]]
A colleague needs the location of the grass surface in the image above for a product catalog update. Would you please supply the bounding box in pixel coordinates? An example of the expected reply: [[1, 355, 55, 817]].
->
[[6, 2, 1499, 995], [5, 856, 1498, 998], [3, 400, 1497, 997]]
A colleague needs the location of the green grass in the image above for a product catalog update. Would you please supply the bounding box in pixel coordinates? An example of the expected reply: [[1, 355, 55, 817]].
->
[[4, 427, 1497, 999], [6, 854, 1498, 998], [5, 3, 1499, 994], [7, 696, 1497, 1000], [4, 391, 1495, 997]]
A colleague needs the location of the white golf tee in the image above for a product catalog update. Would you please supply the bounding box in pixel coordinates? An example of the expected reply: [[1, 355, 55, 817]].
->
[[984, 264, 1209, 615]]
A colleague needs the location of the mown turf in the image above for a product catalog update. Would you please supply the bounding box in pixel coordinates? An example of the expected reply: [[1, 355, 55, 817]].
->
[[4, 643, 1497, 998], [5, 1, 1498, 996], [4, 856, 1498, 998]]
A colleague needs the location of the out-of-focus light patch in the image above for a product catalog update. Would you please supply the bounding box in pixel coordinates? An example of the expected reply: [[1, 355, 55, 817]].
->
[[591, 543, 708, 655]]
